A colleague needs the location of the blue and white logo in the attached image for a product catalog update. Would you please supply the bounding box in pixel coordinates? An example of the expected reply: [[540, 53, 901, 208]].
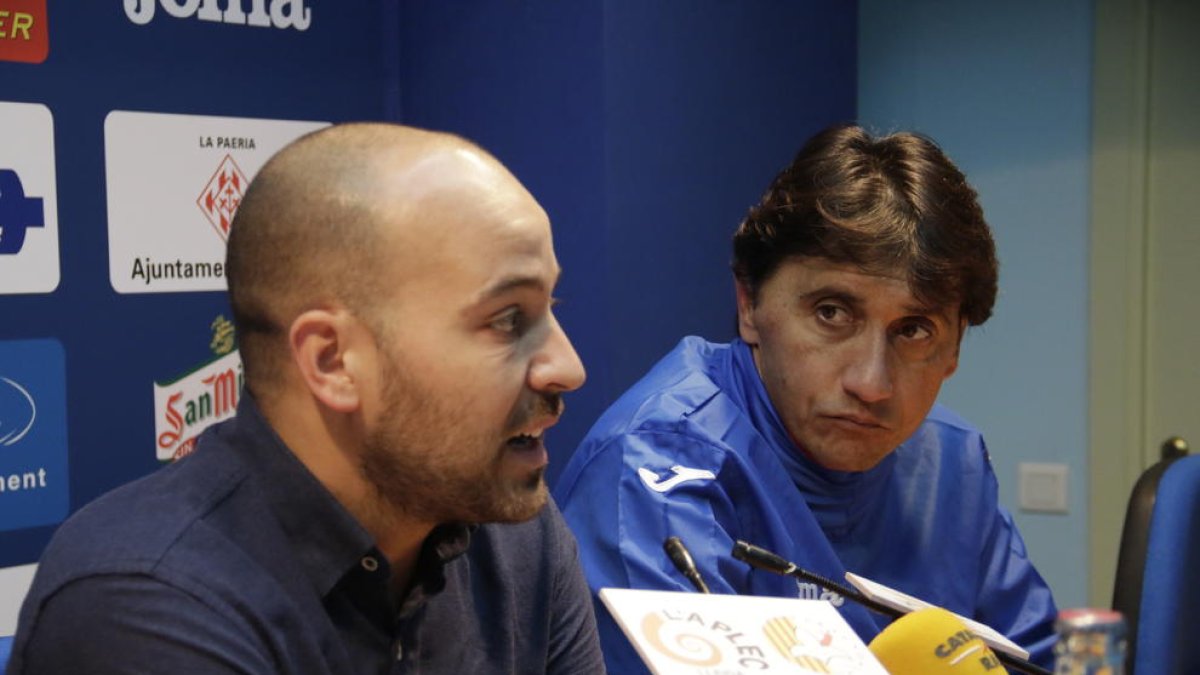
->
[[0, 169, 45, 256], [0, 376, 36, 446], [0, 101, 59, 295], [0, 339, 68, 532]]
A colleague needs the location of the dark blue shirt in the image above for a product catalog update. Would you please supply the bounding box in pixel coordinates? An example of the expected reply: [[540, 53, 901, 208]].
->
[[8, 397, 604, 674]]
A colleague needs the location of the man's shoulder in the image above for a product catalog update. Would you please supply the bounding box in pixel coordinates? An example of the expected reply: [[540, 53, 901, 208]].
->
[[34, 435, 254, 590], [901, 403, 994, 477], [554, 338, 775, 508], [611, 336, 727, 413], [922, 403, 978, 434], [578, 337, 739, 450]]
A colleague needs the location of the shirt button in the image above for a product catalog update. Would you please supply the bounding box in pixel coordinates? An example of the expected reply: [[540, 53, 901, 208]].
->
[[361, 556, 379, 572]]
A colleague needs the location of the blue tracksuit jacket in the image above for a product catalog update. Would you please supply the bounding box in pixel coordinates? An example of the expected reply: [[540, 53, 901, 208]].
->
[[555, 337, 1057, 673]]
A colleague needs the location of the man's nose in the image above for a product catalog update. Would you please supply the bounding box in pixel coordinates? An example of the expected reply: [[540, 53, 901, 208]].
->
[[529, 313, 586, 393], [842, 332, 893, 404]]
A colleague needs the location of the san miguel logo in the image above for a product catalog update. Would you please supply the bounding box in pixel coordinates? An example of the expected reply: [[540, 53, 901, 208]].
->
[[0, 0, 49, 64], [124, 0, 311, 31], [153, 316, 242, 461], [196, 154, 247, 241]]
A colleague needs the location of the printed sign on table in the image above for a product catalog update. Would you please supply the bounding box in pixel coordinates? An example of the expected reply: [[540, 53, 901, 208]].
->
[[600, 587, 888, 675]]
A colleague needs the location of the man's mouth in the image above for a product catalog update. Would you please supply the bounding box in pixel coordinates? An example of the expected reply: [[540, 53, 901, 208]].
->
[[505, 415, 559, 452], [826, 413, 886, 430], [503, 426, 551, 473], [506, 430, 544, 450]]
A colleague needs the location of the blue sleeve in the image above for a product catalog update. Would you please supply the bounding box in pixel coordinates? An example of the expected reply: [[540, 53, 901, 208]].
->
[[10, 574, 272, 674], [974, 504, 1059, 669], [556, 432, 759, 674]]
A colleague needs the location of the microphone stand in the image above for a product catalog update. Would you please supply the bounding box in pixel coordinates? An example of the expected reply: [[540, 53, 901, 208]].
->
[[731, 541, 1051, 675]]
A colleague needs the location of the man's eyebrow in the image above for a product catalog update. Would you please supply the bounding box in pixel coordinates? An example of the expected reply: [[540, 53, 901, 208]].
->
[[902, 302, 950, 317], [801, 285, 954, 323], [799, 285, 865, 308], [476, 268, 562, 303], [900, 300, 955, 323]]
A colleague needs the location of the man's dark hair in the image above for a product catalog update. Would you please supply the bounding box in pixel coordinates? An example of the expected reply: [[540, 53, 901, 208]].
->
[[732, 124, 998, 326]]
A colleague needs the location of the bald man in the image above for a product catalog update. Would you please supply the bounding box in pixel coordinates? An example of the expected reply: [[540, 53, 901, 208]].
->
[[8, 124, 604, 674]]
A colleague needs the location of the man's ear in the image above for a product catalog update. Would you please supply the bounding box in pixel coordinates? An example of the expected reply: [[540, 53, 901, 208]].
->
[[288, 308, 366, 413], [735, 280, 761, 345]]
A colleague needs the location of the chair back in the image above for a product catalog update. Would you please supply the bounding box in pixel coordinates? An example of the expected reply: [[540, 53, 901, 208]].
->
[[1134, 454, 1200, 675], [1112, 454, 1181, 668]]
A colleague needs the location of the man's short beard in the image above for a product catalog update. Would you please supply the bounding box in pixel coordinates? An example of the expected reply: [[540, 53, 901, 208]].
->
[[358, 345, 549, 525]]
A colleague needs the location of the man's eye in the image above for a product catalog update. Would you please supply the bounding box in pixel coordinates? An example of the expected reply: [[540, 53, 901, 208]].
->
[[491, 308, 526, 335], [815, 304, 851, 325], [896, 321, 933, 341]]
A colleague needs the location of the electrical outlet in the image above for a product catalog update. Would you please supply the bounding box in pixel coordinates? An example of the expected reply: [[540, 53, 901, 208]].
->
[[1018, 463, 1069, 514]]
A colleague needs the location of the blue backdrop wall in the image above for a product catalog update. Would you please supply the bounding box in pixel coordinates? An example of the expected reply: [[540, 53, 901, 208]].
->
[[0, 0, 400, 573], [399, 2, 857, 484], [0, 0, 855, 634]]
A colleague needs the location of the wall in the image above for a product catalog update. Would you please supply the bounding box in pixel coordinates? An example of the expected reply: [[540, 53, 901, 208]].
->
[[400, 1, 858, 486], [0, 0, 397, 635], [858, 0, 1094, 608], [0, 1, 857, 636]]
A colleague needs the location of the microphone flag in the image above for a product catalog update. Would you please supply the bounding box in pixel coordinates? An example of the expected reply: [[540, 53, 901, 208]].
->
[[868, 607, 1003, 674]]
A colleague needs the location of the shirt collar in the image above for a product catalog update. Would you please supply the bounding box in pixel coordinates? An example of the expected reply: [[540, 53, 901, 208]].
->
[[218, 394, 378, 598], [396, 522, 474, 619], [221, 395, 483, 613]]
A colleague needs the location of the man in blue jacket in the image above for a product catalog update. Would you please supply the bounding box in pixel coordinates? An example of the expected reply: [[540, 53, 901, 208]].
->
[[555, 124, 1058, 671]]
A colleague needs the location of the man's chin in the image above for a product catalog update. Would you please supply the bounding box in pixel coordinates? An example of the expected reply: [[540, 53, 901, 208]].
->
[[482, 475, 549, 523], [800, 439, 895, 473]]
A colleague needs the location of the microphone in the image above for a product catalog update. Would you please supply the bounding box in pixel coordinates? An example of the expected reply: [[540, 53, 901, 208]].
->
[[663, 536, 711, 594], [731, 540, 901, 619], [730, 540, 1051, 675], [869, 607, 1002, 674]]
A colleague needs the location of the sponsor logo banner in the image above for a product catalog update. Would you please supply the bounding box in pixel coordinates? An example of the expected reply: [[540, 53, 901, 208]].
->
[[105, 111, 327, 294], [0, 563, 37, 636], [153, 316, 242, 461], [0, 101, 59, 294], [0, 0, 48, 64], [123, 0, 312, 31], [0, 339, 68, 532]]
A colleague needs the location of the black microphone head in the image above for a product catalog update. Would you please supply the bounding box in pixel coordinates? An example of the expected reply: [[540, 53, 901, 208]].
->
[[664, 536, 696, 571], [731, 540, 794, 575], [731, 541, 753, 563], [663, 536, 711, 594]]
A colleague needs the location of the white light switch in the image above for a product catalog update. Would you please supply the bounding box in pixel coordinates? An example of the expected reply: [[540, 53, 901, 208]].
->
[[1018, 463, 1069, 514]]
